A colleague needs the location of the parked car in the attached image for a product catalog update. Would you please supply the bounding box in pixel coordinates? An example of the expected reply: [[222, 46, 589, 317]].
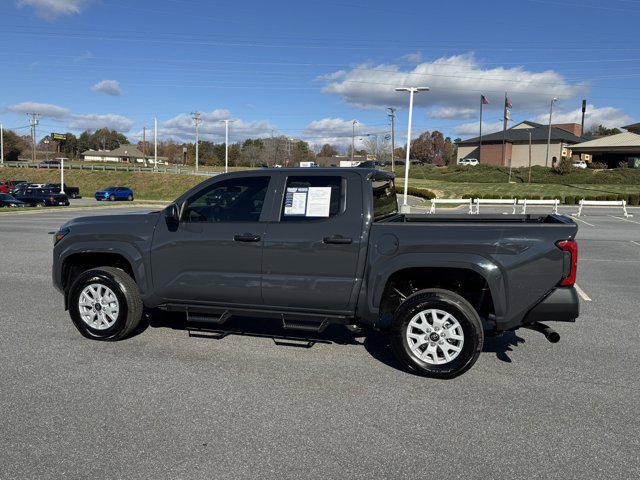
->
[[53, 168, 579, 378], [13, 187, 70, 207], [573, 160, 587, 169], [95, 186, 134, 202], [459, 158, 479, 166], [44, 183, 80, 199], [0, 193, 29, 208]]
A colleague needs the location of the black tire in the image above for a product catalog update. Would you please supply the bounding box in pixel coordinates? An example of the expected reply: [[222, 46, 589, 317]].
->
[[109, 194, 116, 201], [68, 266, 143, 341], [390, 289, 483, 379], [127, 194, 133, 201]]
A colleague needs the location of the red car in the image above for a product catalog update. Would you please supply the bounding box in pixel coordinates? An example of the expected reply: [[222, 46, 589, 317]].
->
[[0, 180, 28, 194]]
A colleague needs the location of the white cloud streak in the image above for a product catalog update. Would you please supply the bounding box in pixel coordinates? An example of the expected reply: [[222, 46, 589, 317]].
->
[[16, 0, 90, 20], [6, 101, 133, 132], [535, 104, 631, 131]]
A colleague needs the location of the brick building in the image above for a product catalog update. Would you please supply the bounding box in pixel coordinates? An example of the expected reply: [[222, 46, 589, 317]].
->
[[456, 121, 583, 167]]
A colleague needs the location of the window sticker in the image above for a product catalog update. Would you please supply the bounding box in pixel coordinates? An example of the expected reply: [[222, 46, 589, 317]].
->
[[306, 187, 332, 217], [284, 187, 308, 216]]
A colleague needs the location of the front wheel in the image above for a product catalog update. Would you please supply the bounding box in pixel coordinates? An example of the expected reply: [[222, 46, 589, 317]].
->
[[390, 289, 483, 379], [68, 266, 143, 340], [109, 194, 116, 201]]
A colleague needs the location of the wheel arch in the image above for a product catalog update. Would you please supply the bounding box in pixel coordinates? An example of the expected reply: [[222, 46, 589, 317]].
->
[[366, 254, 507, 326]]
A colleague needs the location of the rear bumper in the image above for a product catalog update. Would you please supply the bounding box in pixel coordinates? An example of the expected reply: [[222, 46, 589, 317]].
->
[[522, 287, 579, 324]]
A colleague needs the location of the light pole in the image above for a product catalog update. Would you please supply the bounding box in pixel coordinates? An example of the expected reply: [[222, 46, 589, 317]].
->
[[60, 156, 65, 194], [395, 87, 429, 212], [191, 111, 201, 170], [545, 97, 558, 167], [351, 120, 358, 162], [0, 123, 4, 165], [154, 116, 158, 170], [222, 119, 236, 173]]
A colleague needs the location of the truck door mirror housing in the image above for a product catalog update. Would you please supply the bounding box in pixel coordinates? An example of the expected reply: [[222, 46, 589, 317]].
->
[[165, 203, 182, 224]]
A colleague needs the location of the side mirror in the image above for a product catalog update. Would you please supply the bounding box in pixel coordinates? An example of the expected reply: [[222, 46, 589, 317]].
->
[[165, 203, 182, 223]]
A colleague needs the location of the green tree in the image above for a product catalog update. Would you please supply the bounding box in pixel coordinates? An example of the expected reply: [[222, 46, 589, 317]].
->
[[1, 130, 28, 162]]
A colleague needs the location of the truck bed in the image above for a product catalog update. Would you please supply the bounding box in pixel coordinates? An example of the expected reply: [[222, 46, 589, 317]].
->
[[379, 213, 574, 225]]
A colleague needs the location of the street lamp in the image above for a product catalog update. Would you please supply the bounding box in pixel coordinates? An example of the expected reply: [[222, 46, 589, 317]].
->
[[221, 119, 236, 173], [351, 120, 358, 162], [545, 97, 558, 167], [395, 86, 429, 212]]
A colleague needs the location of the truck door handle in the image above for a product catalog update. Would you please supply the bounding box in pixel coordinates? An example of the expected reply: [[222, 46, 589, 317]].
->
[[323, 235, 352, 245], [234, 233, 261, 242]]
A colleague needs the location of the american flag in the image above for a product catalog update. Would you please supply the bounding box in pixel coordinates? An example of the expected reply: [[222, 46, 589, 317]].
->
[[481, 95, 489, 105], [505, 97, 512, 109]]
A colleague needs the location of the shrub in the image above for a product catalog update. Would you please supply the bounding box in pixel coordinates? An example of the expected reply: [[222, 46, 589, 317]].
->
[[628, 194, 640, 206], [406, 186, 436, 200], [606, 194, 619, 201], [564, 195, 576, 205], [588, 161, 607, 169], [554, 157, 574, 175]]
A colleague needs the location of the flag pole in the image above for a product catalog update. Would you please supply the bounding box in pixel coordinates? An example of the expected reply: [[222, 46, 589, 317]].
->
[[479, 95, 483, 164], [501, 92, 507, 170]]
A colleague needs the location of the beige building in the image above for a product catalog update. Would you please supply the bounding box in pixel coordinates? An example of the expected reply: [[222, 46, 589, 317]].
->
[[571, 131, 640, 168], [82, 145, 163, 164], [456, 121, 583, 167]]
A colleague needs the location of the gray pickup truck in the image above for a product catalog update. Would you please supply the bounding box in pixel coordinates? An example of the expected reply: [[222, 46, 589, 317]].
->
[[52, 168, 579, 378]]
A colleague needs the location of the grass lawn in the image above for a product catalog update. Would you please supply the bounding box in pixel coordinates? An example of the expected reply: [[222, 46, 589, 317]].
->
[[0, 167, 208, 200], [400, 179, 640, 199]]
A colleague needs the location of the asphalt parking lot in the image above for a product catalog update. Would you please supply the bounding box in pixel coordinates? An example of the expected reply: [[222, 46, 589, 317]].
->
[[1, 206, 639, 479]]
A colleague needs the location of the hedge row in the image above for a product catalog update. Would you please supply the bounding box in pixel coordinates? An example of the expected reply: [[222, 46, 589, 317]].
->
[[458, 193, 640, 205]]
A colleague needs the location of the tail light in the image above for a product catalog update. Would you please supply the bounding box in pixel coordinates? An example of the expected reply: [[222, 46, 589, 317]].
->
[[556, 240, 578, 287]]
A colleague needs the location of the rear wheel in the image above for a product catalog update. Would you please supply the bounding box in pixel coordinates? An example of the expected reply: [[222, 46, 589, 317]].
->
[[68, 266, 143, 340], [390, 289, 483, 378], [127, 194, 133, 201]]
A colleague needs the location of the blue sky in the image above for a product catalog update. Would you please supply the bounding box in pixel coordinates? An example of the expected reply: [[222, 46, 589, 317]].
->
[[1, 0, 639, 150]]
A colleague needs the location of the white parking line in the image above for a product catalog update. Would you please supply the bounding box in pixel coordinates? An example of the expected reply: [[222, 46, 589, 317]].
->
[[631, 241, 640, 247], [572, 216, 596, 227], [575, 284, 592, 302], [608, 215, 640, 225]]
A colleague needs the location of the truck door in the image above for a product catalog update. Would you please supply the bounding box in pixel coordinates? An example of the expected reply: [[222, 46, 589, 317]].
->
[[261, 173, 364, 312], [150, 175, 272, 306]]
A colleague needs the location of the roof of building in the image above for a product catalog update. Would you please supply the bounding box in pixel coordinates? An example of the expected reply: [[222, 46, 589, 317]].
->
[[622, 122, 640, 132], [570, 132, 640, 150], [457, 121, 583, 145], [82, 144, 146, 157]]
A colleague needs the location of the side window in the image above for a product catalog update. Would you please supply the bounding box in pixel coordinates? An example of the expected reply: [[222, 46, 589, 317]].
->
[[281, 176, 343, 221], [183, 176, 269, 223]]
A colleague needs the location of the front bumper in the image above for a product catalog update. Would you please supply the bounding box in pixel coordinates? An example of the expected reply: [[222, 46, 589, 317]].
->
[[522, 287, 579, 324]]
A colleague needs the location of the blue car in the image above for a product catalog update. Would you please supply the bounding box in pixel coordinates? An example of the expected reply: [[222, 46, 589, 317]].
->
[[95, 186, 134, 202]]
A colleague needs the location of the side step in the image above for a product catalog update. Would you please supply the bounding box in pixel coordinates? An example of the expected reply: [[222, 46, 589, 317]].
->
[[186, 309, 230, 325], [281, 315, 329, 333]]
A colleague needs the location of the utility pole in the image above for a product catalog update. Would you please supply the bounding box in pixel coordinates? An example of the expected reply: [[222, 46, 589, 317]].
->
[[387, 108, 396, 170], [580, 99, 587, 137], [27, 112, 40, 163], [351, 120, 358, 162], [545, 97, 558, 167], [395, 87, 430, 212], [191, 111, 201, 170], [142, 126, 147, 167], [0, 123, 4, 165], [154, 116, 158, 169]]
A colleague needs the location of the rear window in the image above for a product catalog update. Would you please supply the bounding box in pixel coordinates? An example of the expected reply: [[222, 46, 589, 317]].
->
[[281, 176, 343, 221], [372, 178, 398, 219]]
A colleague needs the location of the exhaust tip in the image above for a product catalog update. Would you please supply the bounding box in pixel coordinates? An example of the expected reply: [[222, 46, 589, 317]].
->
[[524, 322, 560, 343]]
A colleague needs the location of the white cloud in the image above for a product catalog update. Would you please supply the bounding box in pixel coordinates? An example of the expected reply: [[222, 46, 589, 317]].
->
[[91, 79, 122, 96], [5, 101, 133, 132], [68, 114, 133, 132], [7, 101, 70, 118], [452, 120, 504, 137], [535, 104, 631, 131], [429, 106, 476, 120], [17, 0, 90, 20], [303, 117, 373, 148], [401, 52, 423, 63], [152, 109, 274, 142], [320, 53, 585, 111]]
